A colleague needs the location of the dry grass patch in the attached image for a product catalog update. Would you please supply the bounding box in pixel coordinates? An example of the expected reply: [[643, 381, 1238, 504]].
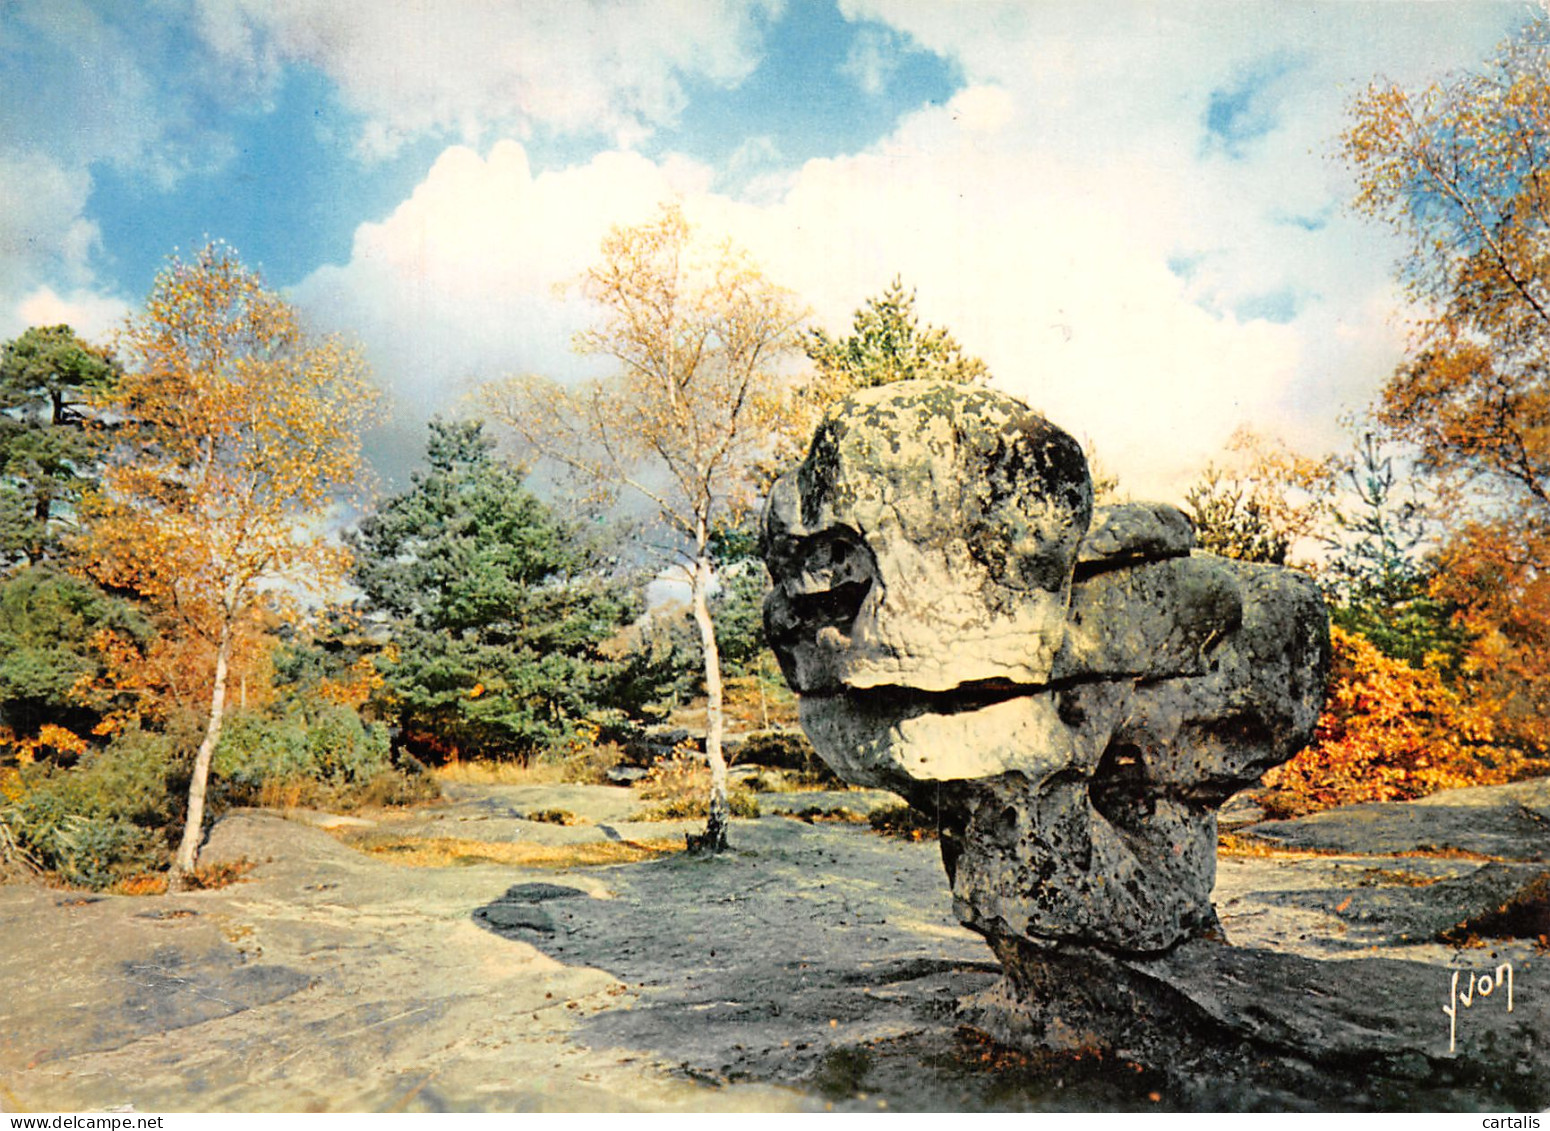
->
[[526, 808, 588, 826], [330, 828, 680, 868], [434, 760, 567, 787], [1217, 832, 1505, 863], [1216, 833, 1345, 859], [99, 857, 258, 896], [1351, 866, 1446, 887], [432, 744, 626, 788], [789, 806, 870, 825], [108, 872, 170, 895]]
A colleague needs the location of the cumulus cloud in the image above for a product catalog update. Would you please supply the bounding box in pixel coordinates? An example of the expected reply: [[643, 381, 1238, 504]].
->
[[1, 0, 784, 345], [293, 111, 1306, 497], [289, 141, 715, 481], [0, 152, 97, 296], [23, 0, 1491, 505], [5, 287, 131, 343], [1, 0, 250, 184], [274, 2, 1531, 499], [816, 0, 1526, 477], [193, 0, 784, 156], [695, 91, 1314, 494], [0, 0, 260, 335]]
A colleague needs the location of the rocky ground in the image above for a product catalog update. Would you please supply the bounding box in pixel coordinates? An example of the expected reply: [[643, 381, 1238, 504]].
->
[[1, 776, 1547, 1113]]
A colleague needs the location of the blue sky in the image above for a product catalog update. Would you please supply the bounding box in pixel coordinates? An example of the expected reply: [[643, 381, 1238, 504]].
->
[[0, 0, 1535, 495]]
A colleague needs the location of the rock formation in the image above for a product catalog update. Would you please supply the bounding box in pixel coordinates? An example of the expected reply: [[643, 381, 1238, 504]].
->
[[761, 380, 1330, 1033]]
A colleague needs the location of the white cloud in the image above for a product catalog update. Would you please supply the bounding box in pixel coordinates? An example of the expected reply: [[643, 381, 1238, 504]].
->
[[290, 141, 708, 476], [5, 286, 131, 342], [694, 91, 1317, 495], [290, 2, 1535, 499], [1, 0, 784, 342], [811, 0, 1528, 486], [194, 0, 784, 156], [3, 1, 220, 180], [0, 152, 97, 297], [0, 0, 257, 337], [295, 117, 1315, 498]]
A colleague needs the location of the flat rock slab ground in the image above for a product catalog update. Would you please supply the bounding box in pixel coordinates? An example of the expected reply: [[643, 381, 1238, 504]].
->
[[1, 780, 1547, 1113]]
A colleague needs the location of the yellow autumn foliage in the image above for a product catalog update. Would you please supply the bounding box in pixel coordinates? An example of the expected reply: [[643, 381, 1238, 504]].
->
[[1262, 625, 1544, 816]]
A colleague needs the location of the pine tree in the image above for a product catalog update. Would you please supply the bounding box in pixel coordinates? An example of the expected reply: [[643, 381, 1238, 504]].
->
[[0, 326, 119, 565], [1323, 434, 1468, 673], [353, 419, 639, 762]]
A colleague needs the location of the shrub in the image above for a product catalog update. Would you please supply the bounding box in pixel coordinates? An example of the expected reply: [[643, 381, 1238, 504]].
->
[[0, 706, 437, 889], [0, 728, 176, 887], [637, 750, 706, 802], [209, 705, 433, 811], [39, 815, 164, 889], [1260, 626, 1548, 818], [735, 729, 842, 787], [534, 740, 625, 785], [0, 799, 36, 881], [211, 712, 313, 788], [348, 768, 439, 809], [640, 791, 760, 821]]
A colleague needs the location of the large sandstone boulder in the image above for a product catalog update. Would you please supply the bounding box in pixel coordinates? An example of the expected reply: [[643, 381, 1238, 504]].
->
[[762, 380, 1329, 957], [756, 383, 1550, 1107]]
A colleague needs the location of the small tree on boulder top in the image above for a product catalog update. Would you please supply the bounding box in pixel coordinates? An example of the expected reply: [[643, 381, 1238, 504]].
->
[[773, 278, 989, 478], [483, 203, 805, 852], [804, 276, 988, 395], [81, 242, 378, 886]]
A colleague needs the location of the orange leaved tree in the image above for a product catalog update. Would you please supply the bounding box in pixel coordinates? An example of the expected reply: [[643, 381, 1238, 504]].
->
[[82, 243, 378, 885], [1260, 625, 1543, 816], [1343, 17, 1550, 758]]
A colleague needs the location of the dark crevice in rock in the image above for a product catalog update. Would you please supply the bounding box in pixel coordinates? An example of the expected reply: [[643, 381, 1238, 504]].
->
[[789, 578, 873, 630], [803, 671, 1151, 715], [1072, 549, 1191, 580], [1089, 743, 1152, 827]]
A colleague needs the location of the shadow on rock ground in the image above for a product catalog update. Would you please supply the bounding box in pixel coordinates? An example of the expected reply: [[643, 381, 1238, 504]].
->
[[472, 818, 1182, 1111], [2, 778, 1548, 1112]]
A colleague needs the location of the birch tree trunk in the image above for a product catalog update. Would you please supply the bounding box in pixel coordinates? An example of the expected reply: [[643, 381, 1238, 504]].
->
[[690, 552, 730, 852], [170, 621, 232, 887]]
